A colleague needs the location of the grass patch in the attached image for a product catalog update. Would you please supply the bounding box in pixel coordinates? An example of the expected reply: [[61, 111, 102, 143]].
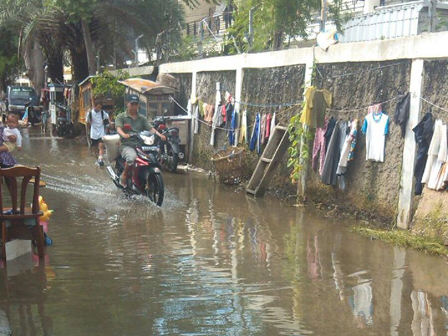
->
[[351, 226, 448, 257]]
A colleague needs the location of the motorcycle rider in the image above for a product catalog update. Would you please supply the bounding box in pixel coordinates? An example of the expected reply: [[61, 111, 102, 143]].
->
[[115, 94, 166, 188]]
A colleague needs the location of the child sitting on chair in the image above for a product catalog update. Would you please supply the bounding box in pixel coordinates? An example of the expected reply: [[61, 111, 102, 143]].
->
[[0, 114, 22, 153]]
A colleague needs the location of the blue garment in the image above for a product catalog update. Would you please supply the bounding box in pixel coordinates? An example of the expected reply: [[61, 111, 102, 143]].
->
[[229, 110, 238, 146], [249, 114, 260, 152]]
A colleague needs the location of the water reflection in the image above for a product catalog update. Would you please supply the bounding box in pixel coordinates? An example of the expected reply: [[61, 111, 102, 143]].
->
[[0, 131, 446, 335], [0, 254, 52, 336]]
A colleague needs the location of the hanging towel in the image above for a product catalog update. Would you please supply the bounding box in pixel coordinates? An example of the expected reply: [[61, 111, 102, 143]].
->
[[336, 120, 357, 190], [260, 114, 267, 145], [265, 113, 272, 140], [193, 105, 200, 134], [422, 119, 443, 186], [300, 87, 315, 127], [312, 119, 329, 176], [270, 113, 276, 138], [204, 104, 214, 123], [239, 110, 248, 144], [250, 114, 260, 153]]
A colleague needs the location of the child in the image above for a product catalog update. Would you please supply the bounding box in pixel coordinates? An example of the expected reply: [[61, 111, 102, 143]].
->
[[0, 113, 22, 153], [86, 100, 110, 166]]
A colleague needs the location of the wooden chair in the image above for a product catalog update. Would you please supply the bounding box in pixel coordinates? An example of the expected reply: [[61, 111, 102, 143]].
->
[[0, 166, 44, 262]]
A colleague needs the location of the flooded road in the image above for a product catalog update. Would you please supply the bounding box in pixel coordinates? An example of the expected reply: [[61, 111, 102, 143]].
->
[[1, 128, 448, 336]]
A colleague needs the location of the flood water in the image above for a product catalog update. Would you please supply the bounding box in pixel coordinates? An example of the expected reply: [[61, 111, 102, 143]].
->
[[0, 128, 447, 336]]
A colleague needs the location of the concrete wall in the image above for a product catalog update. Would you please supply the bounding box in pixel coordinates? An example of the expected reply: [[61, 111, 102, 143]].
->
[[160, 31, 448, 239], [309, 61, 411, 222], [410, 60, 448, 243]]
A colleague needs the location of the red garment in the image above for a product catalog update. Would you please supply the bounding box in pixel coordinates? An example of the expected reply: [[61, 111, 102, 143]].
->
[[265, 113, 272, 139], [221, 105, 227, 122]]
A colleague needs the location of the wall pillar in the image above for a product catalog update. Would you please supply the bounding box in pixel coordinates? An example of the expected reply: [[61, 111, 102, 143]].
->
[[397, 59, 424, 229], [189, 71, 198, 163], [234, 67, 243, 112]]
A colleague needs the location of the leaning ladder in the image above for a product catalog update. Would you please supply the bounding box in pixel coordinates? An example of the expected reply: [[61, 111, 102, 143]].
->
[[246, 125, 290, 197]]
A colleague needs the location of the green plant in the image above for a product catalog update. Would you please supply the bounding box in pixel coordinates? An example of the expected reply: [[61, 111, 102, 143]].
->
[[287, 62, 318, 183], [91, 70, 129, 106]]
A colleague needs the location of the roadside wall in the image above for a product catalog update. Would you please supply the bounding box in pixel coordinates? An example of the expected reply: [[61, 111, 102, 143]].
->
[[309, 61, 411, 222], [160, 31, 448, 240]]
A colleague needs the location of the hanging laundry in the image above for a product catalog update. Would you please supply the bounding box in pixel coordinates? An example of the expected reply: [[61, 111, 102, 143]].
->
[[193, 105, 200, 134], [260, 114, 267, 145], [225, 102, 234, 131], [347, 121, 358, 162], [312, 119, 328, 176], [239, 110, 249, 144], [250, 114, 261, 153], [204, 104, 214, 123], [336, 120, 358, 190], [270, 112, 276, 138], [300, 87, 315, 127], [422, 120, 445, 189], [393, 93, 410, 138], [210, 90, 222, 146], [265, 113, 272, 140], [321, 120, 341, 186], [422, 120, 447, 190], [324, 117, 336, 150], [412, 112, 434, 195], [186, 99, 192, 116], [221, 105, 227, 123], [368, 103, 382, 115], [229, 110, 238, 146], [362, 107, 389, 162], [199, 101, 205, 117], [300, 87, 332, 128]]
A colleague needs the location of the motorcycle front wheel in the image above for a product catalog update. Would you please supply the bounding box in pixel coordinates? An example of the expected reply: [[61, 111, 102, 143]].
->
[[145, 172, 164, 206]]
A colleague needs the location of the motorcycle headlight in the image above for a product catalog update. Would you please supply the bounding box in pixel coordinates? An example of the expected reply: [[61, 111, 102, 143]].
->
[[141, 135, 155, 145]]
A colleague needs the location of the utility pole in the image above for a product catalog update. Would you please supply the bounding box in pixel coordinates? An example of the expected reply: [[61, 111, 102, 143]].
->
[[320, 0, 327, 32], [198, 21, 204, 59], [248, 7, 254, 51], [134, 34, 144, 65], [428, 0, 437, 33]]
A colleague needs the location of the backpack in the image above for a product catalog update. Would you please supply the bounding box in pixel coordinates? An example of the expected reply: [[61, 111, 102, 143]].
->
[[89, 110, 109, 126]]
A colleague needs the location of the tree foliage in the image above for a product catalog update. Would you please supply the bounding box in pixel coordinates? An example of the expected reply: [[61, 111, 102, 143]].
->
[[227, 0, 346, 53], [91, 70, 129, 107]]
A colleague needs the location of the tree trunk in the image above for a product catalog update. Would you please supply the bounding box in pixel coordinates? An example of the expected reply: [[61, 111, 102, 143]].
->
[[81, 18, 97, 76], [70, 47, 89, 82], [23, 40, 45, 95], [47, 54, 64, 83]]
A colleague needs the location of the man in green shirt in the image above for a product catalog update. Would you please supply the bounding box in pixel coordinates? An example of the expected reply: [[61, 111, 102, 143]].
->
[[115, 94, 166, 187]]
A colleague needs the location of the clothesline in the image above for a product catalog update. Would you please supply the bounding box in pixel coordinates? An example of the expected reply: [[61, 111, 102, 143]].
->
[[327, 96, 400, 113], [316, 62, 407, 80], [170, 96, 300, 132], [420, 97, 448, 113]]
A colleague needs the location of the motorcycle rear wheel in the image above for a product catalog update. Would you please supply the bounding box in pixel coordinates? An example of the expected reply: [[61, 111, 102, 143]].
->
[[145, 173, 164, 206], [166, 145, 179, 173]]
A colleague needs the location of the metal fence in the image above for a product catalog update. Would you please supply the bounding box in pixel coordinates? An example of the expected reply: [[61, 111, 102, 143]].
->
[[184, 12, 233, 39]]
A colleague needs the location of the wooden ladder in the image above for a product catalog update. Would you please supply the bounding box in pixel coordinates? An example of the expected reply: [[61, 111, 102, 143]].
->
[[246, 125, 290, 197]]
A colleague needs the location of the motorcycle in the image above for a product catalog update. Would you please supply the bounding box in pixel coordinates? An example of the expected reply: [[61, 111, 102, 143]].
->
[[153, 116, 183, 173], [54, 104, 72, 137], [105, 131, 164, 206]]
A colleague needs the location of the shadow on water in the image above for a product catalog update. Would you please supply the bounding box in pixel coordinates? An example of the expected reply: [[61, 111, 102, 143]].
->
[[0, 129, 446, 335]]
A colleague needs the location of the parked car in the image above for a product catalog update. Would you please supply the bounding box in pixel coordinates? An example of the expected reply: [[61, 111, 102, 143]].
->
[[6, 86, 40, 115]]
